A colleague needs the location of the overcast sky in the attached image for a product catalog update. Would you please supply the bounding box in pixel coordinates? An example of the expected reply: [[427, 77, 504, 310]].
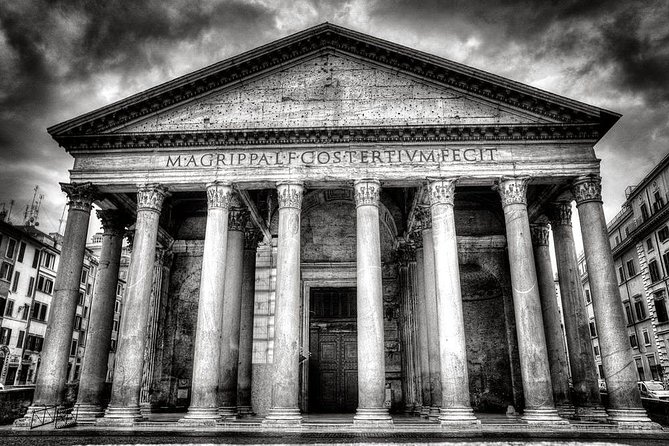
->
[[1, 0, 668, 251]]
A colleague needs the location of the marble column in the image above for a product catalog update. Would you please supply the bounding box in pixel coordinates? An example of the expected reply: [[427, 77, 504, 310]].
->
[[530, 223, 574, 417], [573, 175, 656, 427], [181, 182, 232, 424], [76, 210, 128, 422], [496, 177, 565, 424], [102, 184, 168, 423], [353, 179, 392, 425], [238, 228, 261, 417], [218, 199, 249, 420], [419, 209, 443, 420], [398, 244, 418, 414], [549, 201, 607, 421], [263, 182, 304, 425], [15, 183, 96, 427], [412, 231, 432, 417], [427, 178, 479, 425]]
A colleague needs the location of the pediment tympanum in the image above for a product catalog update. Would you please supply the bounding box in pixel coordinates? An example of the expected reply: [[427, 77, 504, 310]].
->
[[118, 54, 552, 133]]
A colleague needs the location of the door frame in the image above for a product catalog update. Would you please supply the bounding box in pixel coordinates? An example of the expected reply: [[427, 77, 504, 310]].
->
[[300, 262, 356, 412]]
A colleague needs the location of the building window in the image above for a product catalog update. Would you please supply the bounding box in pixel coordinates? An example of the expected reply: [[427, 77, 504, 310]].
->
[[655, 291, 669, 323], [624, 302, 634, 325], [636, 358, 645, 380], [40, 252, 55, 270], [0, 327, 11, 345], [11, 271, 20, 292], [112, 320, 119, 332], [598, 364, 605, 378], [32, 250, 40, 268], [4, 299, 14, 317], [32, 302, 48, 322], [80, 269, 88, 284], [660, 226, 669, 242], [20, 304, 29, 320], [27, 277, 34, 296], [585, 289, 591, 303], [647, 238, 654, 251], [5, 238, 17, 259], [593, 345, 600, 356], [70, 340, 77, 356], [615, 235, 620, 246], [654, 190, 665, 210], [114, 300, 121, 313], [634, 298, 647, 320], [643, 329, 651, 346], [17, 242, 26, 262], [0, 261, 13, 281], [78, 291, 84, 306], [648, 355, 662, 381], [26, 334, 43, 352], [36, 275, 54, 294], [74, 315, 82, 331], [630, 333, 638, 348], [641, 203, 650, 221], [116, 283, 123, 297], [627, 259, 636, 277], [110, 339, 117, 352], [16, 330, 24, 348], [618, 266, 625, 283], [589, 320, 597, 337], [649, 259, 661, 282]]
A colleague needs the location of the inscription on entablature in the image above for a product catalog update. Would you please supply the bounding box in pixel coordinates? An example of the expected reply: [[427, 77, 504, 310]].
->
[[165, 147, 497, 168]]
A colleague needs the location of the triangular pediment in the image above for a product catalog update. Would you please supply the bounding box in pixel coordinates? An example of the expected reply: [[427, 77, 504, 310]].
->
[[117, 53, 554, 133], [49, 23, 619, 147]]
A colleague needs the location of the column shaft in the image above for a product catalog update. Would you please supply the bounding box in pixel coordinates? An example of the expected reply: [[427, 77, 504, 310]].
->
[[353, 179, 392, 425], [530, 224, 573, 417], [238, 229, 260, 416], [497, 177, 564, 424], [549, 202, 606, 420], [219, 204, 248, 419], [573, 176, 655, 426], [181, 183, 231, 423], [76, 210, 127, 422], [264, 182, 304, 425], [413, 239, 432, 417], [427, 179, 478, 424], [103, 184, 167, 423]]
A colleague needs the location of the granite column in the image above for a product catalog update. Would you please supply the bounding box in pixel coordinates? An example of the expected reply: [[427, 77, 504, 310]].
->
[[412, 232, 432, 417]]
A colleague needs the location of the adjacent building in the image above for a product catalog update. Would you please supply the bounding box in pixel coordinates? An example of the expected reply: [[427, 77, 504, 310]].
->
[[579, 151, 669, 384]]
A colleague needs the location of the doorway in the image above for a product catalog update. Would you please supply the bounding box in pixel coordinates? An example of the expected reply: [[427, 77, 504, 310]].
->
[[308, 287, 358, 413]]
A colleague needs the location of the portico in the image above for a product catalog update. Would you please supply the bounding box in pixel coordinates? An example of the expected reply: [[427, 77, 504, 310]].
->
[[14, 23, 657, 430]]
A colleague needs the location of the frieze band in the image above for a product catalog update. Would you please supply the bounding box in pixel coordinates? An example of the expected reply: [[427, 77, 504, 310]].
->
[[354, 179, 381, 207], [496, 176, 530, 207], [572, 175, 602, 205]]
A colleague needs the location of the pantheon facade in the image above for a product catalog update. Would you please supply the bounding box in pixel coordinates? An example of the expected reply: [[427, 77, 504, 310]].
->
[[15, 24, 656, 428]]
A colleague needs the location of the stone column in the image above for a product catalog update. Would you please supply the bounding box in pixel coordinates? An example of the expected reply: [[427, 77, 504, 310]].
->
[[181, 182, 232, 423], [496, 177, 564, 424], [412, 231, 432, 418], [397, 244, 418, 414], [102, 184, 168, 423], [353, 179, 392, 425], [15, 183, 96, 426], [76, 210, 128, 422], [263, 182, 304, 425], [419, 209, 443, 420], [238, 228, 261, 417], [530, 223, 574, 417], [218, 198, 249, 420], [573, 175, 656, 427], [549, 201, 607, 421], [427, 178, 479, 425]]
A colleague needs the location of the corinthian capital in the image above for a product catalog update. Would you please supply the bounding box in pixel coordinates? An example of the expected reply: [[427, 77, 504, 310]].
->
[[277, 181, 304, 210], [61, 182, 97, 212], [416, 207, 432, 230], [229, 207, 250, 232], [572, 175, 602, 205], [427, 178, 457, 206], [354, 179, 380, 207], [206, 182, 233, 210], [244, 227, 263, 251], [96, 209, 130, 237], [530, 224, 550, 247], [548, 201, 572, 227], [496, 176, 530, 207], [137, 184, 168, 213]]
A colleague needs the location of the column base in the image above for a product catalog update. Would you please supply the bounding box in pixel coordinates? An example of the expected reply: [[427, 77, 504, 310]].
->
[[218, 405, 238, 421], [353, 408, 393, 426], [522, 408, 569, 425], [607, 408, 662, 430], [179, 406, 220, 425], [139, 402, 152, 417], [420, 405, 431, 418], [97, 405, 143, 425], [237, 405, 255, 417], [262, 407, 302, 426], [74, 403, 104, 424], [428, 405, 440, 421], [575, 405, 608, 422], [555, 403, 576, 418], [438, 407, 480, 425]]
